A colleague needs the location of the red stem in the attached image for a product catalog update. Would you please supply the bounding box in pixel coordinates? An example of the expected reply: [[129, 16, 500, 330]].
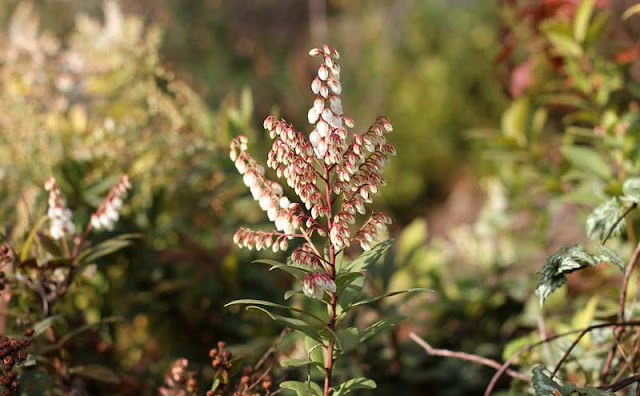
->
[[322, 163, 338, 396]]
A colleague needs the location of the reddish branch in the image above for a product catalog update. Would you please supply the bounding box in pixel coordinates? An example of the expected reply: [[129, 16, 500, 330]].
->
[[408, 332, 530, 382], [601, 240, 640, 384]]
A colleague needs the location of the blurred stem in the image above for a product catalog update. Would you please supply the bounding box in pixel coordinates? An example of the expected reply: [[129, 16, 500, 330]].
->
[[308, 0, 327, 45], [323, 163, 336, 396]]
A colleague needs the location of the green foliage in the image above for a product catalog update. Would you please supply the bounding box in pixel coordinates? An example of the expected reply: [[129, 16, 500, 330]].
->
[[536, 244, 623, 306]]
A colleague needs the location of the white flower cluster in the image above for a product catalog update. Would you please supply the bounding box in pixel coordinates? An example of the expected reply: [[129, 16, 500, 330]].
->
[[44, 177, 76, 240], [307, 45, 354, 163], [303, 273, 336, 300], [90, 175, 131, 231], [230, 136, 301, 236]]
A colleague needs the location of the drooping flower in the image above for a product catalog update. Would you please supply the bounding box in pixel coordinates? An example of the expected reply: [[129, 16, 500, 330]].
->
[[44, 177, 76, 240], [91, 175, 131, 231], [303, 273, 336, 300]]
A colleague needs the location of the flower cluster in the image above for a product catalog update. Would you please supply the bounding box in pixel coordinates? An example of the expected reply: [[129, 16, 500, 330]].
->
[[44, 177, 76, 240], [158, 358, 199, 396], [230, 44, 395, 300], [0, 329, 32, 396], [90, 175, 131, 231], [303, 273, 337, 300]]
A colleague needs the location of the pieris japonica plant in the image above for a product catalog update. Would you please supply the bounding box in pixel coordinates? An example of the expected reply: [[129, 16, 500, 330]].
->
[[4, 174, 133, 316], [227, 45, 429, 396]]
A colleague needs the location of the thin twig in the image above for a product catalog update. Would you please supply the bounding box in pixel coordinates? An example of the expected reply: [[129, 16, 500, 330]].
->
[[601, 239, 640, 384], [602, 202, 637, 245], [552, 328, 589, 377], [484, 320, 640, 396], [254, 328, 291, 371], [408, 332, 530, 383], [601, 373, 640, 392]]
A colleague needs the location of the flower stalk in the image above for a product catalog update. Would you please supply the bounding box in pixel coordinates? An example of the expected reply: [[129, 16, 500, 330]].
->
[[230, 44, 395, 395]]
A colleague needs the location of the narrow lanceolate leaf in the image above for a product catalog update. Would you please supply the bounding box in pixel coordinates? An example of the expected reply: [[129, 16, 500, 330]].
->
[[360, 315, 406, 342], [573, 0, 596, 43], [246, 306, 323, 342], [536, 245, 597, 306], [342, 239, 394, 273], [562, 146, 611, 179], [585, 198, 625, 241], [19, 216, 48, 261], [622, 177, 640, 203], [333, 377, 377, 396], [225, 299, 326, 325], [280, 380, 323, 396], [33, 315, 64, 338], [68, 364, 120, 384], [351, 288, 434, 307]]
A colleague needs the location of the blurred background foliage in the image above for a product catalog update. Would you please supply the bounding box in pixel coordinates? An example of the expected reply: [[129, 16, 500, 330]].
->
[[4, 0, 637, 395]]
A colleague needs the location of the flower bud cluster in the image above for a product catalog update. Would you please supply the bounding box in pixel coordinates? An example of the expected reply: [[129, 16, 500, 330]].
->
[[0, 331, 32, 396], [307, 45, 353, 164], [353, 212, 392, 251], [233, 228, 293, 252], [291, 243, 323, 268], [90, 175, 131, 231], [303, 272, 336, 300], [44, 177, 76, 240], [231, 136, 301, 236], [263, 117, 329, 221], [159, 358, 199, 396]]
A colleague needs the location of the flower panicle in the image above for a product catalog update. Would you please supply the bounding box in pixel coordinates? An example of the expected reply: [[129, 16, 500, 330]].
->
[[230, 45, 395, 294], [90, 174, 131, 231], [44, 177, 75, 240]]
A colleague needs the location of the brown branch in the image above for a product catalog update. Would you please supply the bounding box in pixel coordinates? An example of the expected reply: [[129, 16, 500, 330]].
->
[[254, 328, 291, 371], [408, 332, 530, 383], [601, 239, 640, 384], [484, 320, 640, 396], [602, 202, 637, 245], [601, 373, 640, 392], [552, 328, 589, 377]]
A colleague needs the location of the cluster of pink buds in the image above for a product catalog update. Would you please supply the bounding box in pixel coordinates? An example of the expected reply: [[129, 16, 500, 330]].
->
[[303, 273, 336, 300], [230, 44, 395, 297], [44, 177, 76, 240], [90, 175, 131, 231]]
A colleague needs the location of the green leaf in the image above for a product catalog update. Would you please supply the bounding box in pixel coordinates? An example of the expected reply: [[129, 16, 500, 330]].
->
[[531, 366, 563, 395], [585, 198, 625, 240], [336, 327, 360, 353], [304, 336, 325, 365], [536, 245, 598, 306], [33, 315, 64, 338], [594, 245, 624, 271], [76, 234, 140, 264], [546, 32, 583, 58], [333, 377, 377, 396], [254, 259, 310, 281], [280, 358, 324, 369], [574, 0, 596, 43], [351, 288, 434, 307], [342, 239, 394, 273], [280, 380, 322, 396], [225, 299, 326, 325], [335, 272, 364, 293], [245, 306, 323, 342], [622, 177, 640, 203], [19, 216, 48, 261], [501, 98, 529, 147], [562, 146, 611, 179], [337, 273, 365, 315], [68, 364, 120, 384], [360, 315, 406, 342], [284, 289, 301, 300]]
